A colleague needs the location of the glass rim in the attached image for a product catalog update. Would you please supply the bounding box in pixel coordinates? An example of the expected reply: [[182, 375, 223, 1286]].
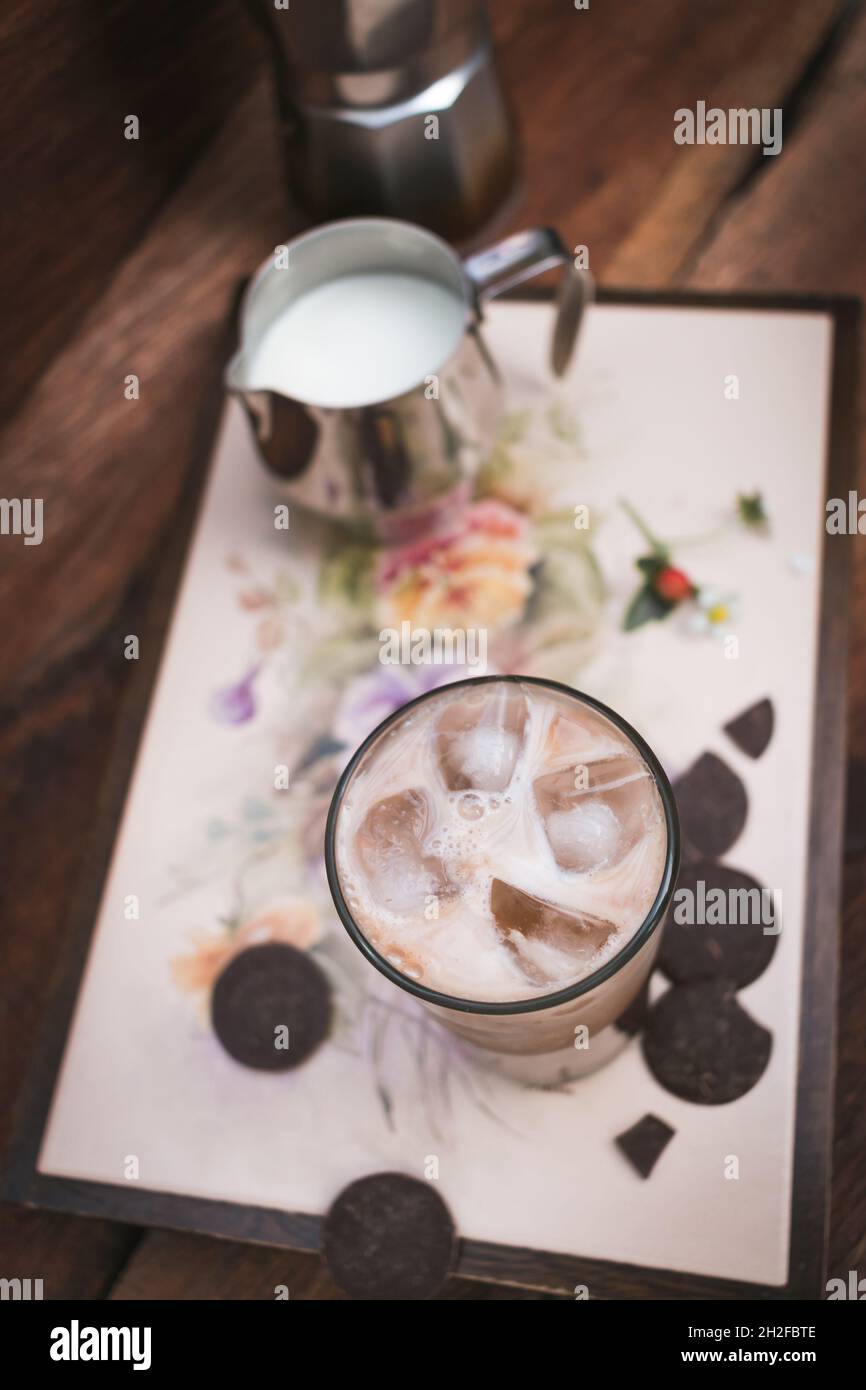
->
[[324, 674, 680, 1017]]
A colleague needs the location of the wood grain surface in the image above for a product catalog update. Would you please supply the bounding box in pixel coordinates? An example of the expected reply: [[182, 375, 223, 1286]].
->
[[0, 0, 863, 1299], [0, 0, 263, 421]]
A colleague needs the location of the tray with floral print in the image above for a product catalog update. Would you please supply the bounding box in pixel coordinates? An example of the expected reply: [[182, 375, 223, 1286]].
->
[[4, 289, 856, 1299]]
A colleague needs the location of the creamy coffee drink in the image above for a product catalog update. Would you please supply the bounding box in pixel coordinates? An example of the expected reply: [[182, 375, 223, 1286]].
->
[[331, 679, 668, 1006]]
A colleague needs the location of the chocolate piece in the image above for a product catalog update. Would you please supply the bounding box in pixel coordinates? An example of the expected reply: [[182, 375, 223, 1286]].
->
[[615, 978, 651, 1036], [723, 698, 774, 759], [659, 860, 778, 987], [673, 752, 748, 858], [642, 979, 772, 1105], [211, 942, 331, 1071], [322, 1172, 457, 1300], [615, 1114, 675, 1178]]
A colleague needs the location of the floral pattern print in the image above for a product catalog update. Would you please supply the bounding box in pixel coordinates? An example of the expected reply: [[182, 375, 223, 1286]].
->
[[168, 399, 758, 1126]]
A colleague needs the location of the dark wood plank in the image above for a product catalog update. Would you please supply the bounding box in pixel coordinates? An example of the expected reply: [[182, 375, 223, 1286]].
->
[[0, 82, 292, 706], [0, 636, 149, 1293], [0, 346, 234, 1295], [834, 855, 866, 1282], [0, 1204, 138, 1301], [0, 0, 263, 419], [671, 7, 866, 1290], [683, 4, 866, 314], [109, 1232, 345, 1302], [106, 1228, 557, 1300], [493, 0, 845, 278]]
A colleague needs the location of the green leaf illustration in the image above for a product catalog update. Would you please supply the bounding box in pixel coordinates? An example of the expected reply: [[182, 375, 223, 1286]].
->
[[623, 583, 672, 631], [319, 544, 376, 611]]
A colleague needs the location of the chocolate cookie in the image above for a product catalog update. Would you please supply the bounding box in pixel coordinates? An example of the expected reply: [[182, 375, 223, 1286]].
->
[[643, 979, 771, 1105], [615, 1114, 675, 1178], [211, 942, 331, 1071], [660, 859, 778, 987], [673, 752, 748, 858], [322, 1173, 457, 1300]]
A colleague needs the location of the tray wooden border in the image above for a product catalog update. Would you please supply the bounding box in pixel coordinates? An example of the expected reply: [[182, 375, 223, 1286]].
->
[[2, 287, 859, 1299]]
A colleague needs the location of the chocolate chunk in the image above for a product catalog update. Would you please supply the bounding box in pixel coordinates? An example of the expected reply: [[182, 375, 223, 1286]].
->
[[211, 942, 331, 1071], [615, 1114, 675, 1178], [642, 979, 771, 1105], [615, 978, 651, 1036], [659, 860, 778, 987], [673, 752, 747, 858], [723, 698, 774, 759], [322, 1173, 457, 1300]]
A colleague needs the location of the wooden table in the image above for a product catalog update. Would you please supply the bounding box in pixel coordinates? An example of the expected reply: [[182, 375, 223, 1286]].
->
[[1, 0, 864, 1299]]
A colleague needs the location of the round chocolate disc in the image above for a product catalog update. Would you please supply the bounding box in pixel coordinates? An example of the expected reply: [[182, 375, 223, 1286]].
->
[[674, 752, 748, 858], [322, 1172, 457, 1300], [643, 979, 772, 1105], [211, 942, 331, 1071], [659, 859, 778, 987]]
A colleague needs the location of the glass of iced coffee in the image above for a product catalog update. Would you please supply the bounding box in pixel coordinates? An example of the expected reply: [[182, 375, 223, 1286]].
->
[[325, 676, 679, 1072]]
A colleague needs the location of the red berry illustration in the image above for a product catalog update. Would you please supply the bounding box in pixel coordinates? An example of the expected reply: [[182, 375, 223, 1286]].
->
[[654, 566, 693, 603]]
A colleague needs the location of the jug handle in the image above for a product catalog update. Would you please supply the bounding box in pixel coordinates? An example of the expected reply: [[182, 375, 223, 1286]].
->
[[463, 228, 593, 377]]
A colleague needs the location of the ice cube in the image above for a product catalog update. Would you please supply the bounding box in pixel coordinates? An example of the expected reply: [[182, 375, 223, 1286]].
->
[[355, 789, 452, 916], [490, 878, 617, 985], [435, 685, 527, 792], [541, 708, 630, 771], [534, 755, 656, 873]]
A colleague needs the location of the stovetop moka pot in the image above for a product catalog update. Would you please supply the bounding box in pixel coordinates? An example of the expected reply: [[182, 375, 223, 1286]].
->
[[245, 0, 517, 241]]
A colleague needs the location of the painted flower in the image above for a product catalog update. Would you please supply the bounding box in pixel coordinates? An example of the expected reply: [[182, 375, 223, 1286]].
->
[[171, 897, 321, 995], [256, 615, 285, 652], [689, 589, 740, 637], [376, 499, 537, 634], [333, 664, 472, 752], [209, 664, 260, 725], [239, 588, 274, 611], [480, 445, 593, 518]]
